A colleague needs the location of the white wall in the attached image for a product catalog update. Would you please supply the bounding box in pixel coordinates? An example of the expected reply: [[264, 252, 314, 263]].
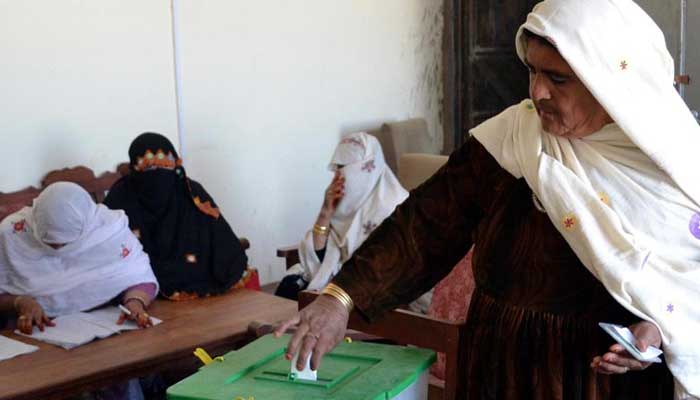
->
[[178, 0, 444, 284], [0, 0, 178, 191], [685, 1, 700, 113], [0, 1, 444, 285], [635, 0, 680, 71], [635, 0, 700, 113]]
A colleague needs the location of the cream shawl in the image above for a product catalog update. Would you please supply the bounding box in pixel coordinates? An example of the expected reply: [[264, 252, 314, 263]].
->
[[472, 0, 700, 397]]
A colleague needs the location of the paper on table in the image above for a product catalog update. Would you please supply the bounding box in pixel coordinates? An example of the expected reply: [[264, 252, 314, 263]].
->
[[0, 334, 39, 361], [599, 322, 663, 363], [82, 306, 162, 333], [15, 306, 162, 350], [291, 352, 318, 381]]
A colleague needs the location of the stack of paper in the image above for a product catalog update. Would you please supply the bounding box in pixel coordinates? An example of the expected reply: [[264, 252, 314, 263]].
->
[[0, 335, 39, 361], [15, 306, 161, 350]]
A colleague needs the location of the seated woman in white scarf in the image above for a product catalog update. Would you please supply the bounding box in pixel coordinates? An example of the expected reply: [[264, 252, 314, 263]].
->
[[0, 182, 159, 400], [277, 132, 433, 311]]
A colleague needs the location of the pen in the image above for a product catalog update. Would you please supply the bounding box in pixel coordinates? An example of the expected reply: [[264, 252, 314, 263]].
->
[[119, 304, 153, 326]]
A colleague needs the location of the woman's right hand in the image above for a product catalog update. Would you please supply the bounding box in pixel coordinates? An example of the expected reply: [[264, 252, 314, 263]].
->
[[320, 171, 345, 218], [273, 294, 350, 371], [15, 296, 54, 335]]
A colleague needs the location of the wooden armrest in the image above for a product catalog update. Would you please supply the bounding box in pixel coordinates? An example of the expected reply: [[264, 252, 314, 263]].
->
[[277, 245, 300, 269], [239, 237, 250, 251], [276, 245, 298, 257], [247, 320, 277, 338]]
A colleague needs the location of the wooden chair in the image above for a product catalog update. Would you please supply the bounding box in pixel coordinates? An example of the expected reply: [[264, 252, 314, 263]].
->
[[368, 118, 440, 175], [296, 290, 467, 400]]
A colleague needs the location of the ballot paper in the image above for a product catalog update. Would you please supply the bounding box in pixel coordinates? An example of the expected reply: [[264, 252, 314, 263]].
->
[[15, 306, 161, 350], [291, 352, 318, 381], [0, 334, 39, 361], [599, 322, 663, 363]]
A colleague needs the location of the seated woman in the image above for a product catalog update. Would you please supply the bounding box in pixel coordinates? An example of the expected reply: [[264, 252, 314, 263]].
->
[[276, 132, 434, 309], [0, 182, 158, 400], [104, 132, 249, 301]]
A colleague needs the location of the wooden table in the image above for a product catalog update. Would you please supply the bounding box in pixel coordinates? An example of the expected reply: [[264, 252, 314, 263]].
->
[[0, 289, 296, 400]]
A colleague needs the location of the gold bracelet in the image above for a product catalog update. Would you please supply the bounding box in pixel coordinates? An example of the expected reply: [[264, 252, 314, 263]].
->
[[13, 295, 24, 311], [321, 283, 354, 313], [313, 224, 329, 236], [124, 296, 148, 309]]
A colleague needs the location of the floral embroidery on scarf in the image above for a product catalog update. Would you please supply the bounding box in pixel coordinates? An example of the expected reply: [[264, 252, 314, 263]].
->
[[689, 213, 700, 240], [362, 160, 376, 173], [193, 196, 221, 219], [562, 214, 577, 230], [120, 245, 131, 258], [667, 303, 674, 313], [340, 137, 365, 150], [185, 253, 197, 264], [134, 148, 182, 172], [598, 192, 611, 206], [620, 60, 628, 70], [12, 219, 27, 234], [363, 221, 377, 235], [526, 101, 535, 111]]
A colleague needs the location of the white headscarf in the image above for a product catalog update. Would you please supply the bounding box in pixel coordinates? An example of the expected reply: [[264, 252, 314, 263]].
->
[[0, 182, 158, 317], [298, 132, 408, 290], [472, 1, 700, 397]]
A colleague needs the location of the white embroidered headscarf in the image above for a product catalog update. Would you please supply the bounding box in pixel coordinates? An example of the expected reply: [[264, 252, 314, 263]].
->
[[298, 132, 408, 290], [472, 1, 700, 397], [0, 182, 158, 317]]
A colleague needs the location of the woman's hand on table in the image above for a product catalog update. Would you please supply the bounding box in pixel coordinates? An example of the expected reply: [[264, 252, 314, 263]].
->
[[117, 298, 153, 329], [591, 320, 661, 374], [274, 294, 350, 371], [15, 296, 54, 334]]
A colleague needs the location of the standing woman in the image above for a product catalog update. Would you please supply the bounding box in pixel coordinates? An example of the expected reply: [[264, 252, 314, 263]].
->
[[104, 133, 249, 301], [277, 0, 697, 397]]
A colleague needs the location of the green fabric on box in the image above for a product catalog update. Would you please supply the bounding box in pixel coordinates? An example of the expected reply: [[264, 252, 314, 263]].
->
[[167, 334, 435, 400]]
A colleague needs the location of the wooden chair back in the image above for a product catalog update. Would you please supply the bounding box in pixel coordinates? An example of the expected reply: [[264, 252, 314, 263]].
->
[[0, 165, 125, 222], [298, 290, 467, 400], [42, 166, 122, 203], [277, 245, 300, 269]]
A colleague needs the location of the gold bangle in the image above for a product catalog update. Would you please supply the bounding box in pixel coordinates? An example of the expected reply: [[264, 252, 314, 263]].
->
[[124, 296, 148, 309], [313, 224, 329, 235], [321, 283, 354, 313], [13, 295, 24, 311]]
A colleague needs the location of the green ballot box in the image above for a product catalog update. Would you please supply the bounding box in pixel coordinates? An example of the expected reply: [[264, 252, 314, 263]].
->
[[167, 334, 436, 400]]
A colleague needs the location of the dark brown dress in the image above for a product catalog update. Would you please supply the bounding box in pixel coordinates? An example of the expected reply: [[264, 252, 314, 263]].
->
[[333, 137, 673, 399]]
